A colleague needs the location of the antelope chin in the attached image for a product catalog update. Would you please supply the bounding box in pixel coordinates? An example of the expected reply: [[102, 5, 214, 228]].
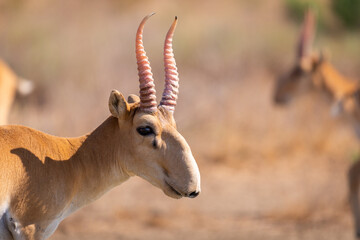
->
[[164, 181, 183, 199]]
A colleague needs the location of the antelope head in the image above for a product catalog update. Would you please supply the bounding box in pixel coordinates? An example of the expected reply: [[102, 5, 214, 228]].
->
[[108, 14, 200, 199], [274, 9, 325, 104]]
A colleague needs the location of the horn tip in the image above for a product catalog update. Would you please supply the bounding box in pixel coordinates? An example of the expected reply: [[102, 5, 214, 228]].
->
[[144, 12, 156, 20], [175, 16, 178, 20]]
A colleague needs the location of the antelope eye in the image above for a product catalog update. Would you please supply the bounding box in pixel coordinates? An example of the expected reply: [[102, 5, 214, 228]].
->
[[136, 126, 154, 136]]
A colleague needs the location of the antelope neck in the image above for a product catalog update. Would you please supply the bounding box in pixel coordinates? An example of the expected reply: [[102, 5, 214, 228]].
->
[[63, 116, 131, 206], [315, 61, 359, 99]]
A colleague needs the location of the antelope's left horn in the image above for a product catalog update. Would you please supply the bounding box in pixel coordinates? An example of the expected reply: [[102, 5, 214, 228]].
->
[[136, 13, 157, 113], [160, 16, 179, 113]]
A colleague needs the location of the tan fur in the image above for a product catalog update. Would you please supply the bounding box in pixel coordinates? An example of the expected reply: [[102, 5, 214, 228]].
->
[[312, 61, 358, 98], [0, 60, 18, 125], [0, 90, 200, 239], [0, 59, 34, 126]]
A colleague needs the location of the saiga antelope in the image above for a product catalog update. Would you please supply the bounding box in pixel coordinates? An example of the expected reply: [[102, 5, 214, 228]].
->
[[0, 14, 200, 240], [273, 10, 359, 118], [273, 10, 360, 238], [0, 59, 33, 125]]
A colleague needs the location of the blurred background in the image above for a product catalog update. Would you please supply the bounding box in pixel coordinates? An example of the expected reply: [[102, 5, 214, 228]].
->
[[1, 0, 360, 239]]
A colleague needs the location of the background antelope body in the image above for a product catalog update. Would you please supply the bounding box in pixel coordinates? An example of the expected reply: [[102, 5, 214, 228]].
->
[[0, 60, 33, 126], [274, 9, 360, 239]]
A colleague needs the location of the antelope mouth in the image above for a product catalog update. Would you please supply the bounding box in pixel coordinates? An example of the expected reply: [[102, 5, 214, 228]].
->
[[164, 181, 183, 199]]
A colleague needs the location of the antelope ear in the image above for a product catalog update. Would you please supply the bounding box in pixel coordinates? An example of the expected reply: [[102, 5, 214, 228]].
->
[[299, 55, 314, 72], [128, 94, 140, 103], [109, 90, 130, 119]]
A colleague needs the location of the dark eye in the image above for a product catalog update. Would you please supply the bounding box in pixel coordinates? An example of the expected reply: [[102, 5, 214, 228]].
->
[[136, 126, 154, 136]]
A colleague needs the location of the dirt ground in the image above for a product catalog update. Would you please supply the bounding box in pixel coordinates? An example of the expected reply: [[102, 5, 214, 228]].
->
[[0, 0, 360, 239]]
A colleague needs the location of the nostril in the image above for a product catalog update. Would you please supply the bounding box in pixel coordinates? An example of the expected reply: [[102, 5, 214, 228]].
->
[[188, 191, 200, 198]]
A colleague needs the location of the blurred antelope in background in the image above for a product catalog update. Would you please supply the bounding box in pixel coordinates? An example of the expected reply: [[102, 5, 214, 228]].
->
[[0, 59, 34, 125], [0, 14, 200, 240], [273, 10, 360, 119], [273, 9, 360, 238]]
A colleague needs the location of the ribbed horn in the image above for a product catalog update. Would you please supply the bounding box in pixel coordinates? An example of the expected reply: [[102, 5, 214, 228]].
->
[[136, 13, 157, 113], [297, 9, 316, 59], [160, 16, 179, 113]]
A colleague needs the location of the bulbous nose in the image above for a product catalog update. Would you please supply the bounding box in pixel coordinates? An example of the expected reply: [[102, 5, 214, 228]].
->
[[187, 190, 200, 198]]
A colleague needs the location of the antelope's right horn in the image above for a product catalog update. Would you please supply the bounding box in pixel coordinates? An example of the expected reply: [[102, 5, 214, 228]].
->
[[160, 16, 179, 113], [136, 13, 157, 113], [297, 9, 316, 59]]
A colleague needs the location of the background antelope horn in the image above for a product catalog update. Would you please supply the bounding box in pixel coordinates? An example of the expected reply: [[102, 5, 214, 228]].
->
[[136, 13, 157, 113], [160, 16, 179, 113], [297, 9, 316, 59]]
